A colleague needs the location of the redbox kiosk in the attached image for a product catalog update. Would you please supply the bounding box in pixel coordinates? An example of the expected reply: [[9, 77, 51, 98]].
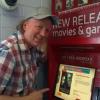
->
[[47, 1, 100, 100]]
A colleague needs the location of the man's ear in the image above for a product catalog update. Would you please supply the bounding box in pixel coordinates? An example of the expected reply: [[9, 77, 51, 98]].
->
[[23, 21, 28, 30]]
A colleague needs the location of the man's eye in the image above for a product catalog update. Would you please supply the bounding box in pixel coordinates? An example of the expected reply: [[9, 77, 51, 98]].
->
[[36, 26, 42, 30]]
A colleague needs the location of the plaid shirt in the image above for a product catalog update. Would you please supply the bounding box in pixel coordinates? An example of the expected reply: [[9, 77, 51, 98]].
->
[[0, 31, 42, 96]]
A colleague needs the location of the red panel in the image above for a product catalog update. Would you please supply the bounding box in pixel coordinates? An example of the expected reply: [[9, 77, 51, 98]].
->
[[48, 1, 100, 100]]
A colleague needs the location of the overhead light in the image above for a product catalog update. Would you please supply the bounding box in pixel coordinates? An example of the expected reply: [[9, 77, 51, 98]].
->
[[0, 0, 18, 10]]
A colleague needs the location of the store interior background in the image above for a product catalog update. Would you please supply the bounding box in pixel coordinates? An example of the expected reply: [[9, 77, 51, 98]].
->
[[0, 0, 100, 100], [0, 0, 51, 41]]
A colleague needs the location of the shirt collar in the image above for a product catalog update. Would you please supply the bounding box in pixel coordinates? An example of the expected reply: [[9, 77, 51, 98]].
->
[[16, 31, 29, 51]]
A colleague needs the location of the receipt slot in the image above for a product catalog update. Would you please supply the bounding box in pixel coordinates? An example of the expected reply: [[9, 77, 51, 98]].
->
[[47, 1, 100, 100]]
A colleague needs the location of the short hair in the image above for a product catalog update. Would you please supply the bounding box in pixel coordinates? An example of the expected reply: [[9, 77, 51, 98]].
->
[[16, 17, 33, 33]]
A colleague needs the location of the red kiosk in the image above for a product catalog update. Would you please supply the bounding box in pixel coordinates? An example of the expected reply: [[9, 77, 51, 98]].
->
[[48, 1, 100, 100]]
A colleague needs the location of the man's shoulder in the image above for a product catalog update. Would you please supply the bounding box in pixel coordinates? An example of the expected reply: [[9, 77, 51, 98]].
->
[[0, 34, 17, 51]]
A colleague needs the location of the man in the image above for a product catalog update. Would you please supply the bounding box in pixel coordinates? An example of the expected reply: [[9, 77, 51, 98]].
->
[[0, 8, 58, 100]]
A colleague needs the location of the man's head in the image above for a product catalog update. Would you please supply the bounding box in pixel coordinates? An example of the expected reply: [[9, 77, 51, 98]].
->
[[17, 8, 58, 48]]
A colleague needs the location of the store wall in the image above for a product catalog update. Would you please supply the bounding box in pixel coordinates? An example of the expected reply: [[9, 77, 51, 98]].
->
[[0, 0, 51, 41]]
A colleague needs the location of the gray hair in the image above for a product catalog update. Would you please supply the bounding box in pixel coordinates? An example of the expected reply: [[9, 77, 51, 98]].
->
[[16, 17, 33, 33]]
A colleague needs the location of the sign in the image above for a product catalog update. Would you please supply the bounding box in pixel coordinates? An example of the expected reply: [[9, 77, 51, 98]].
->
[[50, 2, 100, 45], [54, 64, 95, 100]]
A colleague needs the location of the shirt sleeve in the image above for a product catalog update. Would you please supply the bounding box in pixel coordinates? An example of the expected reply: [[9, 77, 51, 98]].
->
[[0, 49, 15, 93]]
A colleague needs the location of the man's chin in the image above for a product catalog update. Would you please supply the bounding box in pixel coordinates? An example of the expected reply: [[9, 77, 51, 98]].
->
[[31, 42, 40, 47]]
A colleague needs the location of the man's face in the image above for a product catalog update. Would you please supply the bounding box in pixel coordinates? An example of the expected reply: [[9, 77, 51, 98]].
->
[[23, 18, 52, 47]]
